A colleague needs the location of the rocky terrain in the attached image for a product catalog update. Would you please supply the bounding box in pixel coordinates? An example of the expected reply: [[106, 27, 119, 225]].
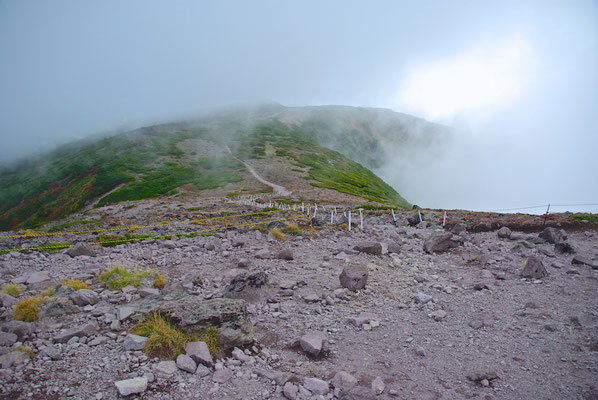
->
[[0, 201, 597, 400]]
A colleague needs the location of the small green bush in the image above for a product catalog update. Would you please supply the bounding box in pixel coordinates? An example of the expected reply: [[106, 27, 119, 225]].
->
[[59, 279, 89, 290], [14, 297, 45, 322], [100, 266, 153, 290], [283, 223, 303, 236], [132, 312, 196, 359], [1, 283, 23, 297], [153, 274, 166, 289]]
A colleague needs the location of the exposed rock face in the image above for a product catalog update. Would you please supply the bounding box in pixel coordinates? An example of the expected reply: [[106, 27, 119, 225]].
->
[[555, 241, 576, 254], [130, 293, 253, 348], [423, 231, 453, 253], [69, 289, 99, 306], [572, 255, 598, 269], [65, 243, 95, 257], [36, 297, 78, 319], [1, 321, 34, 340], [53, 322, 97, 343], [223, 270, 268, 302], [521, 256, 548, 279], [452, 223, 467, 235], [339, 265, 368, 291], [353, 241, 382, 256]]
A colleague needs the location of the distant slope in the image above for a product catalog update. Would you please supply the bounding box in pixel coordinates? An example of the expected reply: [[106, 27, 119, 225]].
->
[[0, 103, 442, 230]]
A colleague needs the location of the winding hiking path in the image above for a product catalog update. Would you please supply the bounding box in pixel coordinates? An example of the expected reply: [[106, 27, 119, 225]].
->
[[240, 160, 292, 196]]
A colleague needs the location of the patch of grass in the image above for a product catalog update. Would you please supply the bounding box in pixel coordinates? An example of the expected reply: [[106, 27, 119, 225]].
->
[[261, 207, 279, 212], [98, 232, 152, 247], [41, 287, 56, 297], [359, 204, 393, 211], [1, 283, 23, 297], [291, 168, 304, 173], [270, 228, 286, 241], [185, 207, 201, 211], [132, 312, 196, 359], [198, 327, 221, 355], [275, 149, 290, 157], [59, 279, 89, 291], [50, 220, 100, 231], [124, 204, 137, 210], [571, 214, 598, 223], [99, 266, 153, 290], [13, 296, 45, 322], [283, 223, 303, 236], [226, 192, 241, 198], [153, 274, 166, 289], [9, 346, 34, 359]]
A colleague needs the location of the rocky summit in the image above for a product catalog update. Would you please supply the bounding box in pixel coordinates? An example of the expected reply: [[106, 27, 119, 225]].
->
[[0, 201, 597, 400]]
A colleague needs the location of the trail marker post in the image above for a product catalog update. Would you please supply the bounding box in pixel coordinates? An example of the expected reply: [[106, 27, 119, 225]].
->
[[418, 210, 422, 223], [348, 211, 352, 231], [391, 209, 396, 223], [443, 211, 446, 227], [543, 204, 550, 226], [359, 208, 363, 229]]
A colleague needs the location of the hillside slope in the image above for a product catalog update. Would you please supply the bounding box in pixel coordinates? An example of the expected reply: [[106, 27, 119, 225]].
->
[[0, 104, 437, 230]]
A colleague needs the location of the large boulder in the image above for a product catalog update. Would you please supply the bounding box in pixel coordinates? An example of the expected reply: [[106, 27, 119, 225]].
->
[[497, 227, 512, 239], [423, 231, 453, 253], [69, 289, 99, 306], [37, 297, 78, 319], [521, 256, 548, 279], [129, 292, 253, 348], [339, 265, 368, 291], [65, 243, 95, 257], [539, 227, 565, 244], [407, 212, 424, 226], [53, 322, 97, 343], [353, 242, 382, 256], [1, 321, 34, 340], [114, 377, 147, 396]]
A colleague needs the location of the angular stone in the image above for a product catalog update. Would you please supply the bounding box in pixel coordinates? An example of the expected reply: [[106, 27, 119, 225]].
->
[[572, 255, 598, 269], [497, 227, 512, 239], [371, 376, 385, 395], [332, 371, 357, 392], [283, 382, 299, 400], [37, 297, 78, 319], [124, 334, 148, 351], [26, 271, 50, 284], [212, 368, 233, 383], [353, 242, 382, 256], [429, 310, 447, 321], [539, 227, 564, 244], [70, 289, 99, 306], [114, 377, 148, 396], [154, 360, 177, 377], [65, 243, 94, 257], [423, 231, 453, 253], [232, 347, 251, 362], [0, 332, 18, 347], [223, 270, 267, 302], [176, 353, 197, 373], [300, 331, 326, 357], [185, 341, 213, 366], [236, 258, 250, 268], [276, 249, 294, 260], [555, 241, 576, 254], [195, 364, 211, 377], [1, 321, 34, 340], [413, 292, 433, 304], [0, 350, 29, 369], [88, 336, 107, 346], [129, 294, 253, 348], [339, 265, 368, 291], [387, 243, 401, 254], [452, 223, 467, 235], [53, 322, 97, 343], [117, 306, 135, 321], [121, 285, 137, 294], [304, 377, 329, 395], [521, 256, 548, 279], [0, 293, 18, 309]]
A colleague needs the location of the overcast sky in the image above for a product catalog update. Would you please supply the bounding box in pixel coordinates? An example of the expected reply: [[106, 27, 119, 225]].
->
[[1, 0, 597, 212]]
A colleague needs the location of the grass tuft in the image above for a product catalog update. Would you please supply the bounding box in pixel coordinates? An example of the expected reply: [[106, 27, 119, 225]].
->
[[283, 223, 303, 236], [153, 274, 166, 289], [41, 287, 56, 297], [10, 346, 34, 359], [1, 283, 23, 297], [13, 296, 45, 322], [132, 312, 196, 359], [270, 228, 286, 241], [59, 279, 89, 291], [100, 266, 153, 290], [198, 327, 221, 355]]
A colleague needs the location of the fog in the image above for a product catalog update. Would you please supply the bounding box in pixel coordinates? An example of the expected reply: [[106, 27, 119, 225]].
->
[[1, 1, 597, 212]]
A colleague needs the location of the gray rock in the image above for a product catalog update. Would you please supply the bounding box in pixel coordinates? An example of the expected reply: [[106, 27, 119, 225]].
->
[[429, 310, 447, 321], [117, 306, 135, 321], [53, 322, 97, 343], [37, 297, 78, 319], [212, 368, 233, 383], [223, 270, 267, 302], [70, 289, 99, 306], [40, 346, 61, 360], [236, 258, 250, 268], [121, 285, 137, 294], [521, 256, 548, 279], [283, 382, 299, 400], [0, 293, 18, 308], [408, 213, 424, 226], [154, 360, 177, 377], [332, 371, 357, 392], [300, 331, 326, 357], [423, 231, 453, 253], [413, 292, 433, 304], [0, 332, 18, 346], [124, 334, 148, 351], [185, 341, 213, 366], [497, 227, 512, 239], [348, 312, 378, 328], [339, 265, 368, 291], [65, 242, 94, 257], [25, 271, 50, 284], [304, 377, 329, 395], [387, 243, 401, 254], [371, 376, 385, 395], [88, 336, 107, 346], [572, 255, 598, 269], [0, 350, 29, 369], [139, 288, 160, 297], [555, 241, 576, 254], [176, 354, 197, 373], [129, 294, 253, 349], [275, 249, 294, 260], [114, 377, 148, 396], [353, 242, 382, 256], [1, 320, 34, 340], [195, 364, 211, 377], [452, 223, 467, 235], [539, 227, 565, 244], [232, 347, 251, 362]]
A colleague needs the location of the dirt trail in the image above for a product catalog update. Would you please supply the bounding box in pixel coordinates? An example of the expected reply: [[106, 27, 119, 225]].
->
[[241, 160, 292, 196]]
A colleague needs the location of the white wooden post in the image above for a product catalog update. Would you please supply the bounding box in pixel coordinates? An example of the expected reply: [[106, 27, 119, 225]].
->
[[302, 203, 304, 213], [391, 209, 396, 222], [348, 211, 352, 231], [443, 211, 446, 227], [330, 211, 334, 224], [313, 204, 317, 218], [359, 208, 363, 229], [418, 210, 422, 222]]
